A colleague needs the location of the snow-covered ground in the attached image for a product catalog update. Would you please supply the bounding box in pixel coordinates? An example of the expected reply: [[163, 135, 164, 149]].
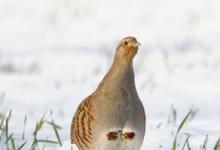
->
[[0, 0, 220, 149]]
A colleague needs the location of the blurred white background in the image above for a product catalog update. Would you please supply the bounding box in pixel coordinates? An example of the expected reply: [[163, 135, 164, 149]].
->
[[0, 0, 220, 50]]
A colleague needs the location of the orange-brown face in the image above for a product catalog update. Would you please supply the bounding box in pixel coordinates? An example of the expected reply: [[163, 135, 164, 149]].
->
[[116, 36, 141, 63]]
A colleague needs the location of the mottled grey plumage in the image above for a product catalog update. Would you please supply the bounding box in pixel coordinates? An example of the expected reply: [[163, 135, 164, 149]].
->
[[71, 36, 146, 150]]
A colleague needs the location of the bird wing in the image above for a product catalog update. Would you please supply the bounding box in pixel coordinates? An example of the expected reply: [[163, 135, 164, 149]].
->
[[70, 95, 95, 149]]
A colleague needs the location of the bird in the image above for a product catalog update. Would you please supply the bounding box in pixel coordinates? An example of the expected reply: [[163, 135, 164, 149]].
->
[[70, 36, 146, 150]]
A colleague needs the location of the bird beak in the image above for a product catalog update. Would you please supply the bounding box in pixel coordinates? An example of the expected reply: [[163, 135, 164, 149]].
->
[[133, 41, 141, 47]]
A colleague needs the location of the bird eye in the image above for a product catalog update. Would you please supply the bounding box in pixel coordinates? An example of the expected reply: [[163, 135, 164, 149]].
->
[[124, 41, 128, 45]]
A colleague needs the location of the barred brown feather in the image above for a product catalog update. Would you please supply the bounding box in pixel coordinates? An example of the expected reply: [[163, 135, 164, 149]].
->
[[70, 96, 95, 150]]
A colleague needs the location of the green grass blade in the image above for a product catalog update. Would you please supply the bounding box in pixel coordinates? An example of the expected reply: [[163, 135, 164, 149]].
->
[[37, 139, 59, 144], [172, 109, 194, 150], [0, 114, 5, 130], [10, 137, 16, 150], [22, 115, 27, 140], [47, 121, 62, 130], [47, 119, 62, 146], [182, 135, 190, 150], [214, 137, 220, 150], [18, 141, 27, 150], [186, 139, 192, 150], [172, 137, 177, 150], [176, 110, 193, 135], [201, 135, 208, 149]]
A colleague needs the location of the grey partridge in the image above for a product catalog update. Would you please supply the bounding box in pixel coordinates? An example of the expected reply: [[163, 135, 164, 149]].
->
[[70, 36, 146, 150]]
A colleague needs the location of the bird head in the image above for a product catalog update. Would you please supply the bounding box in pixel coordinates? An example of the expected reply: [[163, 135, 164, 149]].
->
[[116, 36, 141, 63]]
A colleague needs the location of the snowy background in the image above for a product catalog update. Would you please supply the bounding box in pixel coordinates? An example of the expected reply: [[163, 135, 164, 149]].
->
[[0, 0, 220, 149]]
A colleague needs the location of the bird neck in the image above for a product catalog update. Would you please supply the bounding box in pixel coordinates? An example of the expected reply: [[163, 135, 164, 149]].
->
[[96, 55, 136, 93]]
